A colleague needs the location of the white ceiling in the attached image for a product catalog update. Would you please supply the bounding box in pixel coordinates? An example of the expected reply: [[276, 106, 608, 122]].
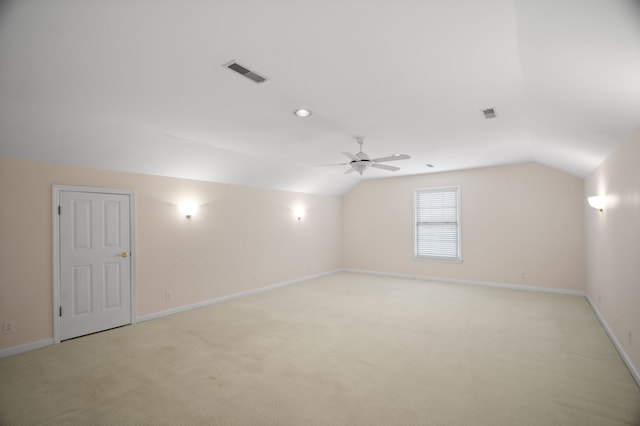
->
[[1, 0, 639, 195]]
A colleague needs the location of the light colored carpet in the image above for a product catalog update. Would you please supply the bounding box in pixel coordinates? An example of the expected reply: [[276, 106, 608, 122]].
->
[[1, 272, 639, 425]]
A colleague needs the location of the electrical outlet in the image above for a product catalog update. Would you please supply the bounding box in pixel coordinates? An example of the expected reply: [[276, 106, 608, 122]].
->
[[2, 320, 15, 334], [165, 291, 172, 300], [629, 331, 632, 346], [520, 272, 526, 280]]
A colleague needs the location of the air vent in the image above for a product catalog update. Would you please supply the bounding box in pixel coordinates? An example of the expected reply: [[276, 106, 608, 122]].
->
[[224, 60, 267, 83], [482, 108, 497, 119]]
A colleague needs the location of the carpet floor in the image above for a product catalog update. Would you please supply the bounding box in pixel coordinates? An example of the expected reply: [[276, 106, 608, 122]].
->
[[1, 272, 639, 425]]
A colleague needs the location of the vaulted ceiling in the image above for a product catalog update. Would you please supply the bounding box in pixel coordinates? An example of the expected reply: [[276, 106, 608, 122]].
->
[[1, 1, 639, 195]]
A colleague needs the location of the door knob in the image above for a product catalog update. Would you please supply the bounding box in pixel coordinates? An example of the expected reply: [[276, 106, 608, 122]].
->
[[117, 251, 129, 258]]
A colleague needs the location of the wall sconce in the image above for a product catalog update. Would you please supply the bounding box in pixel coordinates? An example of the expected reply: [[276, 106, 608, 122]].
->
[[293, 207, 306, 221], [587, 196, 605, 212], [179, 201, 199, 219]]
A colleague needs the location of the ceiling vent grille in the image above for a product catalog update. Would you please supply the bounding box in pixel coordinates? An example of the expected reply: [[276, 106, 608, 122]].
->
[[224, 60, 267, 83], [482, 108, 497, 119]]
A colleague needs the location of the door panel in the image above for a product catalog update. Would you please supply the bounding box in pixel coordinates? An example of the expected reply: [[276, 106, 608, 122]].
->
[[72, 265, 92, 315], [103, 201, 121, 247], [72, 200, 92, 249], [60, 191, 131, 340], [104, 262, 121, 310]]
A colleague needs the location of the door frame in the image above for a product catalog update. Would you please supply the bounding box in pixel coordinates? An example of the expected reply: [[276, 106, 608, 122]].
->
[[52, 185, 137, 344]]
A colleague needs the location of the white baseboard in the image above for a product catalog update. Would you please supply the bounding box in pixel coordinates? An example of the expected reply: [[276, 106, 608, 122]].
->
[[0, 338, 53, 358], [585, 295, 640, 387], [342, 268, 587, 296], [136, 269, 341, 323]]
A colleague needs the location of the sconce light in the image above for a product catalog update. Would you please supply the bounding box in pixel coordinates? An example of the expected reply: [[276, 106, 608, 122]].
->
[[587, 196, 605, 212], [179, 201, 199, 219], [293, 207, 306, 221]]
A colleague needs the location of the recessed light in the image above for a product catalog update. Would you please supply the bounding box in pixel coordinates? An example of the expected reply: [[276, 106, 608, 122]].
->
[[294, 109, 311, 117]]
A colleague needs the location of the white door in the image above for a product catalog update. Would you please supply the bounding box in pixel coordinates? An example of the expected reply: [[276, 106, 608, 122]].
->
[[59, 191, 132, 340]]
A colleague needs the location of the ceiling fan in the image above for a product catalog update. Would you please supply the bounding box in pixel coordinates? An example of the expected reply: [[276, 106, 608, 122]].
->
[[317, 136, 411, 175]]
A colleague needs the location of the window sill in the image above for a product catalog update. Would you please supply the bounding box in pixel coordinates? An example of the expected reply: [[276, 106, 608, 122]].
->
[[413, 255, 462, 264]]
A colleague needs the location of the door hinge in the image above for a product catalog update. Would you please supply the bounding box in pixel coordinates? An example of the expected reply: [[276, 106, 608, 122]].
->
[[58, 205, 61, 215], [59, 306, 62, 317]]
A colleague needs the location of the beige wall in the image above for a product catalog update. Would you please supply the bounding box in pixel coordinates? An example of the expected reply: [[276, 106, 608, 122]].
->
[[343, 162, 586, 291], [0, 157, 342, 350], [4, 156, 621, 357], [585, 129, 640, 377]]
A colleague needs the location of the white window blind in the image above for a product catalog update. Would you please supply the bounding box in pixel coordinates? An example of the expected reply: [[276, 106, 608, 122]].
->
[[415, 187, 460, 260]]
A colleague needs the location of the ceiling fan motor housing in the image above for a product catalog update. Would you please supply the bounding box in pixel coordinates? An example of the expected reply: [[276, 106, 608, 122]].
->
[[327, 136, 410, 175]]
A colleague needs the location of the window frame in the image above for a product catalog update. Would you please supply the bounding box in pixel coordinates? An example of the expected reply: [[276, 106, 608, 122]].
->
[[413, 185, 462, 263]]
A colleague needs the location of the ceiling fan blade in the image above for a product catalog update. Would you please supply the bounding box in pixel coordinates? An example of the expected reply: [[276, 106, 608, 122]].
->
[[371, 163, 400, 172], [312, 162, 350, 167], [342, 152, 359, 162], [372, 154, 410, 163], [344, 168, 354, 174]]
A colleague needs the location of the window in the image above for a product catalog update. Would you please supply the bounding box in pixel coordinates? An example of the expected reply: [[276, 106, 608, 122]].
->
[[414, 186, 461, 261]]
